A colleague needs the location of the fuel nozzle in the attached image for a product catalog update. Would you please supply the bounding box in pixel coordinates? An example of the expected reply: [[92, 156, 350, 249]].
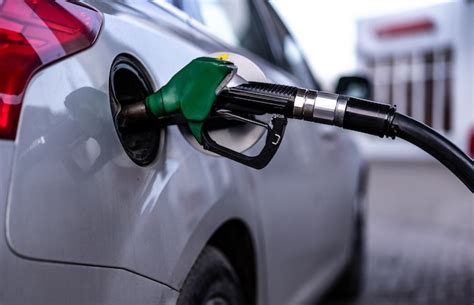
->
[[118, 55, 473, 191], [116, 100, 149, 127], [216, 82, 397, 138]]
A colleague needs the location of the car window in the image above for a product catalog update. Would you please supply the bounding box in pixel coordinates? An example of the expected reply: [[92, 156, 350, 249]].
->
[[266, 3, 319, 89], [154, 0, 179, 7], [179, 0, 274, 63]]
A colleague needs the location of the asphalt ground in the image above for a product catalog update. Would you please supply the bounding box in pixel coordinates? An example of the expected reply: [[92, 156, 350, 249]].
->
[[321, 160, 474, 305]]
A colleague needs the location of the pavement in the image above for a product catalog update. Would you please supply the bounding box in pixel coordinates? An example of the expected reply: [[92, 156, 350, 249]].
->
[[322, 160, 473, 305]]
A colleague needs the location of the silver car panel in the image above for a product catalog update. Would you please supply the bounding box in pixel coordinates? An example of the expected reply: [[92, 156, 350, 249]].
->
[[0, 141, 179, 305]]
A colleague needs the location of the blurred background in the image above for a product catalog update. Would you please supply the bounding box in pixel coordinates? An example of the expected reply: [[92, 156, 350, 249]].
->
[[270, 0, 473, 304]]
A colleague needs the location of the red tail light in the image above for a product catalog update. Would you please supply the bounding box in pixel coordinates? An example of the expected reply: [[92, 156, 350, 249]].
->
[[0, 0, 102, 140]]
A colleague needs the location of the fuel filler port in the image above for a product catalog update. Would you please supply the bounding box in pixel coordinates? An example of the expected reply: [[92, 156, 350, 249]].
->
[[109, 54, 162, 166]]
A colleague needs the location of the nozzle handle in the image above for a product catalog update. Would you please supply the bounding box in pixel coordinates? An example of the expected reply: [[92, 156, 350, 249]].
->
[[216, 82, 297, 117], [202, 116, 287, 169]]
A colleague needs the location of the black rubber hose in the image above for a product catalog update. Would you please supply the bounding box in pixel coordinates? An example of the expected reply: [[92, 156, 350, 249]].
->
[[388, 113, 474, 192]]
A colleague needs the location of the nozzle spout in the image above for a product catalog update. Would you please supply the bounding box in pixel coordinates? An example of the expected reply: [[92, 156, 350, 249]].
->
[[117, 101, 149, 129]]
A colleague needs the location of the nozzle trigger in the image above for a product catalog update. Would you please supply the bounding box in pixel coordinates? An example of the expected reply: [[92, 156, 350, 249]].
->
[[201, 113, 287, 169]]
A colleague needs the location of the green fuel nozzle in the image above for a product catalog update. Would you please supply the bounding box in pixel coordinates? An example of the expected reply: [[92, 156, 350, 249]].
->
[[119, 56, 473, 191], [146, 57, 237, 143], [119, 56, 289, 169]]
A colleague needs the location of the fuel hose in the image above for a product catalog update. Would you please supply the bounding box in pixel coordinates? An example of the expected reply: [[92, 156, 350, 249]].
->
[[119, 57, 473, 192], [216, 82, 474, 192]]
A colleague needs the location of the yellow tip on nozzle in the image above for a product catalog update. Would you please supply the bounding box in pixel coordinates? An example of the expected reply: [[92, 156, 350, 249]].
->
[[216, 53, 229, 61]]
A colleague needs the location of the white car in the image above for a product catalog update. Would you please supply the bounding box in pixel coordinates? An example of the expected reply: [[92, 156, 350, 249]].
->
[[0, 1, 367, 304]]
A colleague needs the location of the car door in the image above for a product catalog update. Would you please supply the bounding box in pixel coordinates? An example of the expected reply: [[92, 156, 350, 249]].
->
[[257, 3, 361, 302], [176, 0, 357, 303]]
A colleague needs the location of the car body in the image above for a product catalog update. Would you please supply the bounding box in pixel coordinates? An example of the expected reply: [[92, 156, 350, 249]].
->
[[0, 1, 365, 304]]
